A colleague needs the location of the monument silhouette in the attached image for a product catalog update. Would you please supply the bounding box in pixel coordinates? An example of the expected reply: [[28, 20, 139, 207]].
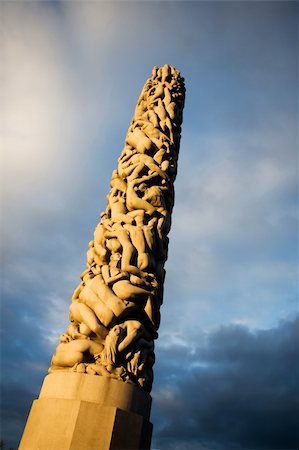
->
[[19, 64, 185, 450]]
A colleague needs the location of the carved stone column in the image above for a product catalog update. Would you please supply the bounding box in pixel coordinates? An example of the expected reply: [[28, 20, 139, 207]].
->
[[19, 64, 185, 450]]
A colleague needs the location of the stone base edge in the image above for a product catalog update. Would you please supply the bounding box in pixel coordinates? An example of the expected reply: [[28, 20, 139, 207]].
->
[[19, 397, 152, 450]]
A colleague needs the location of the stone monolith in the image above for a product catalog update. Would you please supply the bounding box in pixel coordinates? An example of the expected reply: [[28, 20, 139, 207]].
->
[[19, 64, 185, 450]]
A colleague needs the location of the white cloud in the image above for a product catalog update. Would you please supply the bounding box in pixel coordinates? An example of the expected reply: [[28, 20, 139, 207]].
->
[[42, 294, 70, 347], [158, 119, 298, 334], [175, 122, 297, 238], [1, 3, 116, 207]]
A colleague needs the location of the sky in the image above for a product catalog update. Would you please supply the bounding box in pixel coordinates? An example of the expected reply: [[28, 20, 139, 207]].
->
[[1, 1, 298, 449]]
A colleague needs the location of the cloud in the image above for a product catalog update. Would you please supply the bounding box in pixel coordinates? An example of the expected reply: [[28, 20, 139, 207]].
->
[[159, 115, 298, 333], [151, 316, 299, 449], [1, 382, 37, 449]]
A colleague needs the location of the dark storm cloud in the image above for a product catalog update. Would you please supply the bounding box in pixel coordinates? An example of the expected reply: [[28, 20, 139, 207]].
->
[[151, 316, 299, 449], [1, 288, 54, 448], [1, 383, 38, 449]]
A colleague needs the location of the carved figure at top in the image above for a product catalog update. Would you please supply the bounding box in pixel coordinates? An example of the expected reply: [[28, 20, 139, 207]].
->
[[49, 64, 185, 392]]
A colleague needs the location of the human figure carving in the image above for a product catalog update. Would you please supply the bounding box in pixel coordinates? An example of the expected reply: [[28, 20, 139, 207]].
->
[[118, 152, 167, 181], [101, 252, 152, 303], [49, 64, 185, 392]]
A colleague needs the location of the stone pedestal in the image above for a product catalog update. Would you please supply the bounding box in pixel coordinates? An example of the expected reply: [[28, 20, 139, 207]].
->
[[19, 373, 152, 450]]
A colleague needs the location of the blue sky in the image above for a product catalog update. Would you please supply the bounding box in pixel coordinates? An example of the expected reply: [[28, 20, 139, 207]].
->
[[1, 1, 298, 449]]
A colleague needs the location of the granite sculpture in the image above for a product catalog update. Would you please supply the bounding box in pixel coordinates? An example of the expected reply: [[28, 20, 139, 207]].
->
[[49, 64, 185, 393]]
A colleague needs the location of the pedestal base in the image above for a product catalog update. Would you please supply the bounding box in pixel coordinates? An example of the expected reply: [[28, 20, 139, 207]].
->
[[19, 373, 152, 450]]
